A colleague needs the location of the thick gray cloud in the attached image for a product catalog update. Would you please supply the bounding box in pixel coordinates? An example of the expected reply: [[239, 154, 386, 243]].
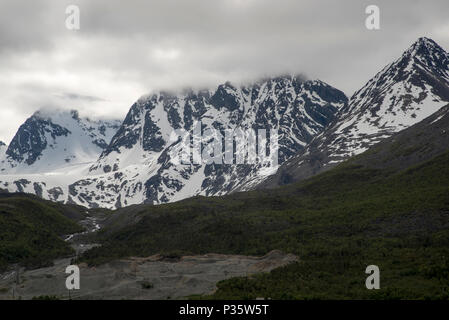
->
[[0, 0, 448, 143]]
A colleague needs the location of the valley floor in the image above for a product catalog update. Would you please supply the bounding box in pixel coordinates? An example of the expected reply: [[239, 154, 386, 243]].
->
[[0, 250, 296, 300]]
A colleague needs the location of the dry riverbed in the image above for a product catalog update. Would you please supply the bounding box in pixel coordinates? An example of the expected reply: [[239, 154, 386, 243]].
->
[[0, 250, 297, 300]]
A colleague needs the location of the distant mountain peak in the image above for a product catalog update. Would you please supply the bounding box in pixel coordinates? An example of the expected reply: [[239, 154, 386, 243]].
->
[[348, 37, 449, 113], [1, 108, 121, 171], [386, 36, 449, 86], [341, 37, 449, 147]]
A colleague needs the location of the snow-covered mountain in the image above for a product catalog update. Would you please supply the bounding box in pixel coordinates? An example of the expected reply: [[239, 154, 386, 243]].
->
[[0, 110, 121, 198], [1, 110, 121, 174], [2, 38, 449, 209], [0, 76, 347, 208], [72, 76, 347, 208], [262, 37, 449, 187]]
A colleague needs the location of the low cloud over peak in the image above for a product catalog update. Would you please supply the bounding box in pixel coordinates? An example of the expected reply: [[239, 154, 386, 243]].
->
[[0, 0, 448, 143]]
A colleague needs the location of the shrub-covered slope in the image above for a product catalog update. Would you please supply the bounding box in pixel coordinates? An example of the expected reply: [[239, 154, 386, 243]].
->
[[78, 150, 449, 298], [0, 193, 84, 271]]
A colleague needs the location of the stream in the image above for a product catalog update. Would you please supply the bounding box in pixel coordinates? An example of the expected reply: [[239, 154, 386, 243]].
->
[[64, 215, 102, 254]]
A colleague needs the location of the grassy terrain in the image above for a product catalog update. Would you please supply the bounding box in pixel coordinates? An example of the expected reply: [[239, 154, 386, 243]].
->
[[0, 195, 84, 271], [77, 150, 449, 299]]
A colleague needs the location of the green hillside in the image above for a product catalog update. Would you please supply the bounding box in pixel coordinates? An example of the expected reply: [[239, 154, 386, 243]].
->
[[0, 194, 84, 271], [77, 148, 449, 299]]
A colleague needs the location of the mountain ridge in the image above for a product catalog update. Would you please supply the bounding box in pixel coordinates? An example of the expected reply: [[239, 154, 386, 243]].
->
[[2, 37, 449, 208], [260, 37, 449, 188], [83, 75, 346, 207]]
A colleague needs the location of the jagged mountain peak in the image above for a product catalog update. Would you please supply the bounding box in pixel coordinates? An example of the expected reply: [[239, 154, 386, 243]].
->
[[31, 108, 120, 128], [339, 37, 449, 146], [398, 36, 449, 81], [261, 37, 449, 189], [80, 75, 347, 208], [345, 37, 449, 124], [98, 76, 347, 162], [32, 108, 78, 119], [135, 75, 340, 116], [1, 108, 121, 172], [407, 37, 448, 57], [254, 73, 306, 84], [352, 37, 449, 98]]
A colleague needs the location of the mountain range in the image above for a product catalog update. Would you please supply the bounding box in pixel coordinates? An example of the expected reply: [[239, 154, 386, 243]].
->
[[0, 37, 448, 209], [0, 77, 346, 208], [2, 37, 449, 300]]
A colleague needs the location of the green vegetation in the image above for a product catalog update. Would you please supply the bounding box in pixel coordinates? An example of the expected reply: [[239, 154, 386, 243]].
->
[[76, 150, 449, 299], [0, 195, 84, 271]]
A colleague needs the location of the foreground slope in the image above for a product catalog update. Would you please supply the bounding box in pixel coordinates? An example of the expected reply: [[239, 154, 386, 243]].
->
[[0, 192, 85, 271], [78, 103, 449, 299]]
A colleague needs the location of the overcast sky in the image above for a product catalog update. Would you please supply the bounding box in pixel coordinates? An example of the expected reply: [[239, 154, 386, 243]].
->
[[0, 0, 448, 143]]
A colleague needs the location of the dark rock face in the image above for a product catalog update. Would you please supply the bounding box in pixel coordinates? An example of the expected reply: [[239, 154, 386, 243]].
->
[[13, 179, 31, 193], [210, 82, 241, 111], [6, 116, 70, 165], [48, 187, 64, 201], [142, 111, 166, 152], [260, 37, 449, 189], [102, 103, 143, 155]]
